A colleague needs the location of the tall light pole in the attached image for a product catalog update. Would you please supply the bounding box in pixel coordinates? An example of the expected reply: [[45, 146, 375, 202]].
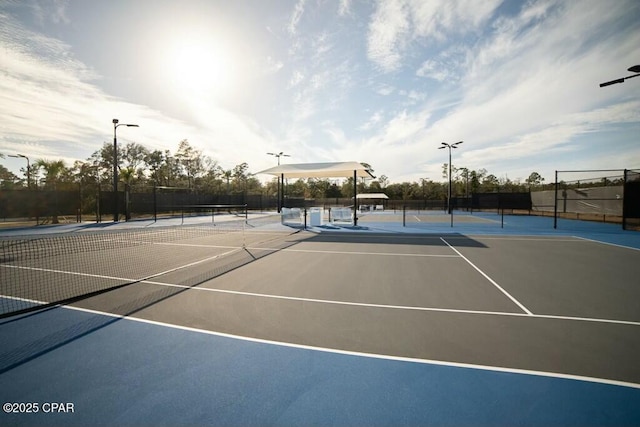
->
[[438, 141, 463, 215], [112, 119, 139, 222], [599, 65, 640, 87], [267, 152, 290, 213], [8, 154, 30, 189], [266, 152, 290, 166]]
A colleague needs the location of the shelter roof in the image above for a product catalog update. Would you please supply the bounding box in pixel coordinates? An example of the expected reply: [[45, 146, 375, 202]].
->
[[256, 161, 374, 179], [355, 193, 388, 199]]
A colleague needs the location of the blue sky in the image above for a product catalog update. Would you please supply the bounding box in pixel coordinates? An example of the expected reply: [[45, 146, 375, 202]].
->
[[1, 0, 639, 184]]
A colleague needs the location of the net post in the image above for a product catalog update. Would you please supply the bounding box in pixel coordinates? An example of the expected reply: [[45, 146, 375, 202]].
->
[[403, 205, 406, 227], [245, 204, 248, 224], [553, 170, 558, 229]]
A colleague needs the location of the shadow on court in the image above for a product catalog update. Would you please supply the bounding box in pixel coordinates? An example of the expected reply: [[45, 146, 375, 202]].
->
[[301, 231, 488, 247]]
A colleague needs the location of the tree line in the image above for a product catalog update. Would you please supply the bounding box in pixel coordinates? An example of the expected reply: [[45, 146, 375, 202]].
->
[[1, 141, 552, 201]]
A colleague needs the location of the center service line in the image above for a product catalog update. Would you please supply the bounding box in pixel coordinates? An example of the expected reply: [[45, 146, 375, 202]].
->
[[440, 237, 534, 316]]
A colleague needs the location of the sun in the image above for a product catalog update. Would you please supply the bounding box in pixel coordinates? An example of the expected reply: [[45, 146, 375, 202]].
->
[[163, 35, 236, 99]]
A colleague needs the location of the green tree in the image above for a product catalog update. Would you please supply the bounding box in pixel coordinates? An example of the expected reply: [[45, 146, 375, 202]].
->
[[222, 169, 232, 194], [120, 167, 136, 220], [145, 149, 166, 185], [481, 174, 499, 192], [0, 164, 19, 189], [232, 162, 249, 193], [526, 171, 544, 189], [176, 139, 205, 190], [34, 159, 68, 224]]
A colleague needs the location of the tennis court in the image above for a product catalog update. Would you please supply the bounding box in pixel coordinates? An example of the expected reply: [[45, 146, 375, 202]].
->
[[1, 211, 639, 426]]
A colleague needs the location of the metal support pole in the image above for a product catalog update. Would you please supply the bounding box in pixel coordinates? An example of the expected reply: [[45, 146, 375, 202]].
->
[[280, 173, 284, 211], [113, 121, 119, 222], [448, 147, 452, 214], [353, 169, 358, 226], [554, 170, 558, 229], [112, 119, 138, 222], [622, 169, 628, 230], [276, 176, 280, 213]]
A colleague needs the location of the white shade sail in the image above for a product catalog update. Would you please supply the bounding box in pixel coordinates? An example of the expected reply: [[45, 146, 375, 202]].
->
[[256, 161, 374, 179]]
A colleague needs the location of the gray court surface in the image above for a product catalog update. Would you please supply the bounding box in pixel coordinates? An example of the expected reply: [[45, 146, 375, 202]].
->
[[66, 228, 640, 387]]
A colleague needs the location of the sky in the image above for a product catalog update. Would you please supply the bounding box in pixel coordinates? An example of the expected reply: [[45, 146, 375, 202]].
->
[[1, 0, 639, 185]]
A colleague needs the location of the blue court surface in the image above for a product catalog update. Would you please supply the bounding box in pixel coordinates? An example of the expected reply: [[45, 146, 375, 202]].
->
[[1, 212, 639, 426]]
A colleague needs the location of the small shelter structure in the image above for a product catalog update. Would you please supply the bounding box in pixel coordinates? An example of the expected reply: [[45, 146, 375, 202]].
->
[[256, 161, 374, 225], [356, 193, 389, 211]]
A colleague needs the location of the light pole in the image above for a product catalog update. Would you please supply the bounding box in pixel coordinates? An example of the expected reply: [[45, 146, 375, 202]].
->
[[112, 119, 139, 222], [438, 141, 463, 216], [599, 65, 640, 87], [267, 152, 290, 213], [8, 154, 30, 189]]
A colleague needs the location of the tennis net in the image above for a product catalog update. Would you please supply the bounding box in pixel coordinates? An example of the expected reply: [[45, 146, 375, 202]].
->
[[0, 211, 287, 318]]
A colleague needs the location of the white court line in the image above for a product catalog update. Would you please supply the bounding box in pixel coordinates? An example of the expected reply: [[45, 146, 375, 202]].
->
[[571, 236, 640, 252], [250, 247, 457, 258], [463, 236, 581, 242], [135, 281, 640, 327], [413, 215, 421, 222], [3, 282, 640, 327], [440, 237, 534, 316], [51, 303, 640, 390]]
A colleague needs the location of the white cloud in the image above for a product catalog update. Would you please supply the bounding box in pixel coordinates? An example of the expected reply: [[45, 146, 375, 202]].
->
[[367, 0, 502, 72], [263, 56, 284, 74], [416, 60, 450, 81], [287, 0, 306, 35], [359, 110, 384, 130], [289, 70, 305, 88], [367, 0, 410, 72], [408, 0, 502, 40], [31, 0, 70, 26], [338, 0, 351, 17], [376, 84, 395, 96], [380, 110, 430, 144]]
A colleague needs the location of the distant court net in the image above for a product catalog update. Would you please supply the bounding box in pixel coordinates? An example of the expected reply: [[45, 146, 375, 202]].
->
[[0, 211, 287, 318]]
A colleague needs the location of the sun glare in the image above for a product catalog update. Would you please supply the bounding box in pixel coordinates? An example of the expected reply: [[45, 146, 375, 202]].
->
[[163, 35, 236, 99]]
